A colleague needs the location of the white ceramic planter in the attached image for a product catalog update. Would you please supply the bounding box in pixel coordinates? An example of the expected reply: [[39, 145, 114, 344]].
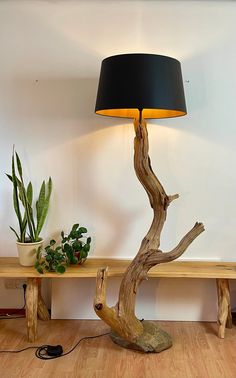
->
[[16, 239, 44, 266]]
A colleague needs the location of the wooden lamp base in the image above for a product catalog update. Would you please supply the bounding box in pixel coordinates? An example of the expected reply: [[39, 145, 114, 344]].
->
[[110, 321, 172, 353], [94, 117, 204, 353]]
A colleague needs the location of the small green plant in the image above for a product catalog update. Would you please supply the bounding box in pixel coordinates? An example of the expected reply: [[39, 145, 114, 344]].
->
[[35, 223, 91, 274], [61, 223, 91, 265], [35, 240, 67, 274], [7, 148, 52, 243]]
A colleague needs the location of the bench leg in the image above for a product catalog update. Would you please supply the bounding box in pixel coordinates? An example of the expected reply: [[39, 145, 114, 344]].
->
[[26, 278, 38, 342], [37, 279, 50, 321], [216, 278, 232, 339]]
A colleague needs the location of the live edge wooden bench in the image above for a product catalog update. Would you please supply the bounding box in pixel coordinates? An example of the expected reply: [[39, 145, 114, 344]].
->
[[0, 257, 235, 342]]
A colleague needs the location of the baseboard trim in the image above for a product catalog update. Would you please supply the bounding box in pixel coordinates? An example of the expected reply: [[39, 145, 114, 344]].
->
[[0, 308, 25, 315]]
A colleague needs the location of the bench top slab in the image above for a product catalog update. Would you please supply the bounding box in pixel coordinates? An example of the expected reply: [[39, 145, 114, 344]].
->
[[0, 257, 236, 279]]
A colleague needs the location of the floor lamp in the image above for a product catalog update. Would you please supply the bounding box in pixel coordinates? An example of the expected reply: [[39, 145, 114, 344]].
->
[[94, 53, 204, 352]]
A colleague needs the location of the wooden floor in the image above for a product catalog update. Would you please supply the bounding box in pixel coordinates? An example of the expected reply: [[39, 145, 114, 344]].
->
[[0, 319, 236, 378]]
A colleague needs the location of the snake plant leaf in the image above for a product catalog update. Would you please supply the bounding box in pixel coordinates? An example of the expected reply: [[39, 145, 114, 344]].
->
[[21, 216, 27, 241], [13, 183, 20, 220], [15, 151, 23, 179], [11, 152, 23, 238], [17, 179, 35, 240], [36, 181, 45, 225], [6, 174, 13, 182], [16, 179, 24, 204], [26, 182, 35, 235], [9, 226, 20, 241], [36, 246, 43, 259], [16, 179, 31, 240], [8, 149, 51, 243], [19, 179, 35, 241], [26, 182, 33, 206], [35, 177, 52, 239], [12, 152, 35, 241], [18, 182, 34, 235]]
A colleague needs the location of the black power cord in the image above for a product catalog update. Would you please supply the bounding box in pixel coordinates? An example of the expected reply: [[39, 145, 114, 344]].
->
[[0, 285, 110, 359], [0, 283, 27, 319], [0, 332, 110, 360]]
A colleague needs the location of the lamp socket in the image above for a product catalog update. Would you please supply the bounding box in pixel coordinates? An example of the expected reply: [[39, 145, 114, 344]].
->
[[4, 278, 27, 289]]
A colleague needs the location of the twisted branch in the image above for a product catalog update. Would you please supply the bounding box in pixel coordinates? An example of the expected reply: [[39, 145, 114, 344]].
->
[[94, 117, 205, 348]]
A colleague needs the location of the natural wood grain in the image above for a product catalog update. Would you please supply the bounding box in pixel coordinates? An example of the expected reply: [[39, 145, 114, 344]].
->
[[94, 118, 204, 352], [1, 257, 236, 278], [26, 278, 38, 342], [2, 257, 236, 342], [37, 279, 50, 321], [216, 278, 232, 338], [0, 319, 236, 378]]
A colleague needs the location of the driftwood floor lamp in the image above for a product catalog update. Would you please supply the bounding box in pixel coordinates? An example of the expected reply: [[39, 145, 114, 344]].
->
[[94, 54, 204, 352]]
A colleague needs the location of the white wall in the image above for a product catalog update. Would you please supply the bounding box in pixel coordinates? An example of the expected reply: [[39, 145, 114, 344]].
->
[[0, 0, 236, 320]]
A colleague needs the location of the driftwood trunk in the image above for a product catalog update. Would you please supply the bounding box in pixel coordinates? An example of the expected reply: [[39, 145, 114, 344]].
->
[[94, 118, 204, 352]]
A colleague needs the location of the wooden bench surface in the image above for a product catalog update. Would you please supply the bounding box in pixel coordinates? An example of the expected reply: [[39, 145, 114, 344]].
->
[[0, 257, 234, 341], [0, 257, 236, 279]]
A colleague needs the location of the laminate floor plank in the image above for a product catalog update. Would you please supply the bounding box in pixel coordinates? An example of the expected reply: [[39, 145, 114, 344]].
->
[[0, 319, 235, 378]]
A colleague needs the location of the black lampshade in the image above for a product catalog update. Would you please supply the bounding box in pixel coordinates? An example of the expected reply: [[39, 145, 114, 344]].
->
[[95, 53, 187, 119]]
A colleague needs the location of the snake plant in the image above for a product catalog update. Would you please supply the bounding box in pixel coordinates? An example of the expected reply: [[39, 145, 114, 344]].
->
[[7, 148, 52, 243]]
